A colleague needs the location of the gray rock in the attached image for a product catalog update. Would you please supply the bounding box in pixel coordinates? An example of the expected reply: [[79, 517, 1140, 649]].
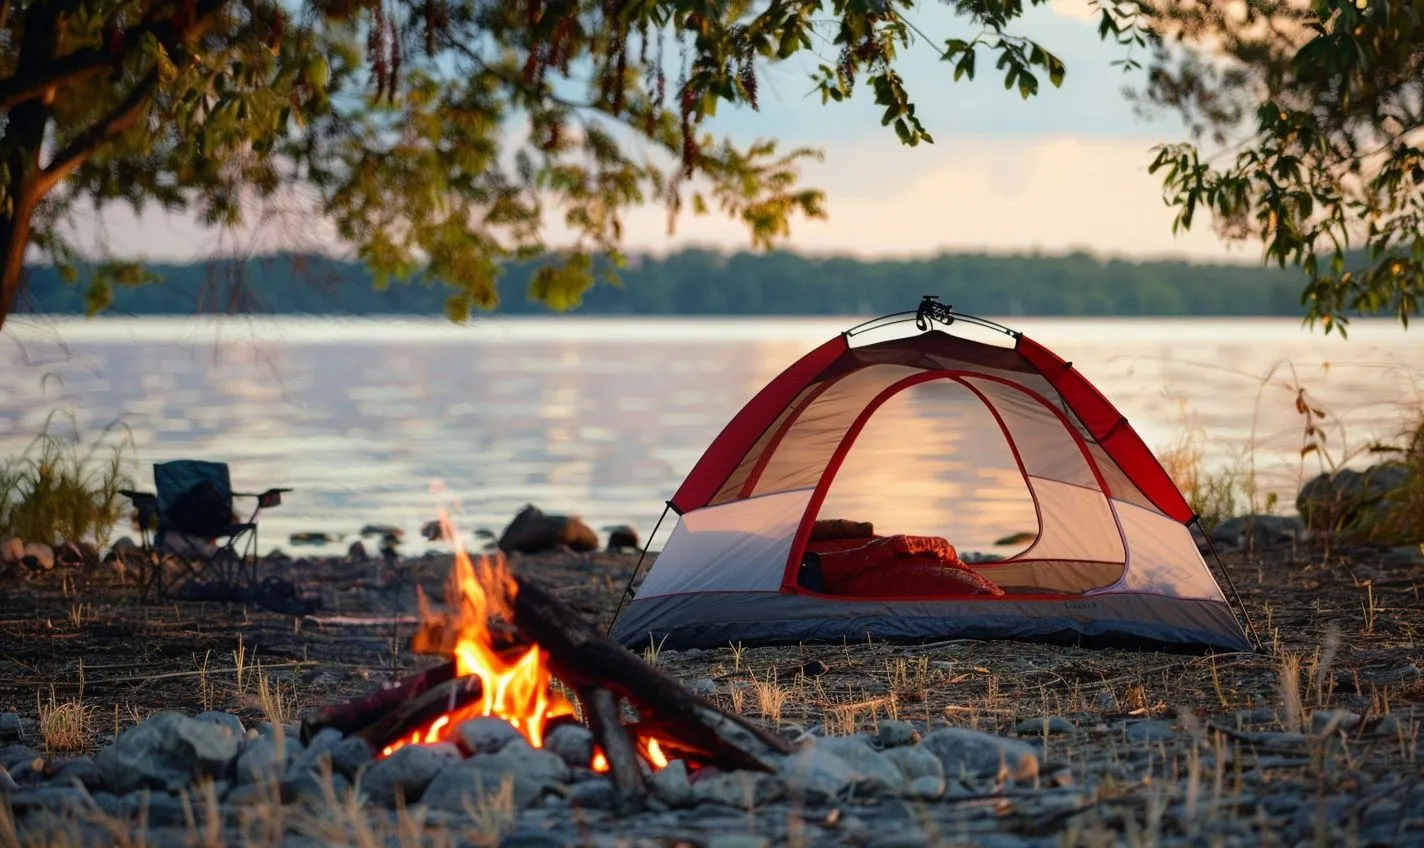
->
[[779, 743, 856, 803], [873, 720, 919, 748], [49, 756, 103, 790], [0, 714, 23, 744], [282, 770, 351, 806], [918, 728, 1040, 782], [130, 790, 190, 827], [1362, 714, 1405, 737], [0, 745, 42, 771], [499, 829, 570, 848], [1298, 464, 1412, 540], [817, 735, 903, 795], [566, 777, 616, 810], [1014, 716, 1076, 736], [328, 736, 374, 778], [1122, 720, 1175, 745], [422, 740, 569, 810], [687, 678, 718, 697], [4, 786, 89, 815], [193, 711, 245, 737], [648, 758, 693, 807], [359, 742, 461, 807], [705, 836, 770, 848], [457, 716, 525, 755], [1383, 545, 1424, 567], [1212, 515, 1305, 550], [867, 828, 931, 848], [1309, 709, 1362, 736], [235, 735, 298, 785], [6, 756, 46, 785], [543, 723, 594, 770], [904, 774, 945, 800], [94, 711, 241, 795], [288, 727, 345, 778], [224, 783, 272, 807], [254, 721, 302, 741], [882, 745, 944, 783], [691, 770, 786, 809]]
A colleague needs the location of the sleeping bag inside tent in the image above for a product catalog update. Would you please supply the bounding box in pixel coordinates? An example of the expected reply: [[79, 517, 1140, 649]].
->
[[609, 302, 1253, 654]]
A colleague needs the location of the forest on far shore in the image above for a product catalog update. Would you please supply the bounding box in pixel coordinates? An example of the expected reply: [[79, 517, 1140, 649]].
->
[[17, 248, 1329, 317]]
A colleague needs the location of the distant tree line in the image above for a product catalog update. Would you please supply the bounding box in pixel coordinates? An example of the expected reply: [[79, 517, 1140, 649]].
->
[[15, 248, 1334, 318]]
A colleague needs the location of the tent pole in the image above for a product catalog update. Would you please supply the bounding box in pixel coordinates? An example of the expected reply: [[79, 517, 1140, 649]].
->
[[605, 503, 671, 636], [1197, 517, 1265, 652]]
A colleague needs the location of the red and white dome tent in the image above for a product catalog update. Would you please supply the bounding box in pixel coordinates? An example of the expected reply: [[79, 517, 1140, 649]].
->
[[610, 298, 1259, 654]]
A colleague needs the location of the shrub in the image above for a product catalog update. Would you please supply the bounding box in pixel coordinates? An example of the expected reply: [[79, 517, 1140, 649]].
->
[[0, 411, 135, 548]]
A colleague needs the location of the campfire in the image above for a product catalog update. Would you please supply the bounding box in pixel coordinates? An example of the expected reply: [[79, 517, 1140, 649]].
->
[[301, 514, 790, 812]]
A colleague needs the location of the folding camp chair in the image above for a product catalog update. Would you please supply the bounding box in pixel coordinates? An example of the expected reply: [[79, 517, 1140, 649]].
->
[[120, 460, 291, 596]]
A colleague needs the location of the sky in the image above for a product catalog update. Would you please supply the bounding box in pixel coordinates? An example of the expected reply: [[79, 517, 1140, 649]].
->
[[75, 0, 1264, 266]]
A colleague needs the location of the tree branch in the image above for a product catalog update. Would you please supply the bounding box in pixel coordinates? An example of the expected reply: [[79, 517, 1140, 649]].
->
[[0, 0, 230, 113], [35, 69, 160, 196]]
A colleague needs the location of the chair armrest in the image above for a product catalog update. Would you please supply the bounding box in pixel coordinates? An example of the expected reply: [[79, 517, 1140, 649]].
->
[[118, 489, 157, 505], [234, 487, 294, 508]]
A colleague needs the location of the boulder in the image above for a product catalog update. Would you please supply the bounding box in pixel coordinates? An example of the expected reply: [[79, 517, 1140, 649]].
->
[[816, 735, 904, 795], [94, 711, 242, 794], [917, 728, 1039, 783], [1297, 463, 1414, 543], [55, 541, 96, 568], [359, 742, 460, 806], [1, 537, 25, 567], [602, 525, 641, 553], [497, 505, 599, 554], [422, 739, 569, 810], [21, 542, 54, 571], [1210, 515, 1306, 551]]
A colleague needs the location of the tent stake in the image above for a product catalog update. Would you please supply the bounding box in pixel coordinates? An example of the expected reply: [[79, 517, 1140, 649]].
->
[[1198, 518, 1265, 652], [606, 503, 670, 636]]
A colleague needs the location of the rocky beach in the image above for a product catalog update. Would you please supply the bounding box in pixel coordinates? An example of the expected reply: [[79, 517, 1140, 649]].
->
[[0, 520, 1421, 847]]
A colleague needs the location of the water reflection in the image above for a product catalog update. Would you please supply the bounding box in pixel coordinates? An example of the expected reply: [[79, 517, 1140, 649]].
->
[[1, 316, 1420, 554]]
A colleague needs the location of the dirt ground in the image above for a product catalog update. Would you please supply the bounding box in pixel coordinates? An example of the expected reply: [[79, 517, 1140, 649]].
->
[[1, 544, 1419, 749]]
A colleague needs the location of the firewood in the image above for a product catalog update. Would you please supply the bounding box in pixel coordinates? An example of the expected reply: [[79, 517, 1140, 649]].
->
[[510, 574, 791, 772], [354, 674, 485, 753], [580, 686, 646, 814], [300, 660, 456, 744]]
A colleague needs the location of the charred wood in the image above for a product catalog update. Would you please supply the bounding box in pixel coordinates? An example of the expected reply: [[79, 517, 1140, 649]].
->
[[299, 660, 455, 744]]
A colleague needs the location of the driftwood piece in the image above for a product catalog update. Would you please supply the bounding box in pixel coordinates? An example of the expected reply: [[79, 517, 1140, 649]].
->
[[581, 686, 647, 813], [354, 675, 485, 754], [511, 574, 791, 772], [300, 660, 456, 744]]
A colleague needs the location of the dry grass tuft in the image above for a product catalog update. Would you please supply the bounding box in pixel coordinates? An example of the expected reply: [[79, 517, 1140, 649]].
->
[[36, 689, 93, 753]]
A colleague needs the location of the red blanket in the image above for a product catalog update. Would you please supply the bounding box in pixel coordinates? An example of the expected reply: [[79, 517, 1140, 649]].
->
[[806, 533, 1004, 598]]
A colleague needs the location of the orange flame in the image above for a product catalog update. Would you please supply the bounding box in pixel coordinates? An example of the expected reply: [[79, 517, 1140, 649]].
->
[[380, 510, 573, 758]]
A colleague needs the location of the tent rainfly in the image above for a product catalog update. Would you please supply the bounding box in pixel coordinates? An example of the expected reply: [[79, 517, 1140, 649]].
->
[[610, 300, 1256, 654]]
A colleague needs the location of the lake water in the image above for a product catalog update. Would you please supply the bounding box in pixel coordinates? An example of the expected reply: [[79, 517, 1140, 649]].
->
[[2, 315, 1421, 555]]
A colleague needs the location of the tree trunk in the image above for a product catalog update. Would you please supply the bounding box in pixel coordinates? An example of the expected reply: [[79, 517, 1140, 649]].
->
[[0, 189, 39, 333], [0, 0, 62, 335]]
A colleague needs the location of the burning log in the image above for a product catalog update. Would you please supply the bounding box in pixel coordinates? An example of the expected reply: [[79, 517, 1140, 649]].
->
[[510, 574, 792, 772], [580, 686, 647, 813], [299, 660, 456, 744], [354, 675, 485, 754]]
